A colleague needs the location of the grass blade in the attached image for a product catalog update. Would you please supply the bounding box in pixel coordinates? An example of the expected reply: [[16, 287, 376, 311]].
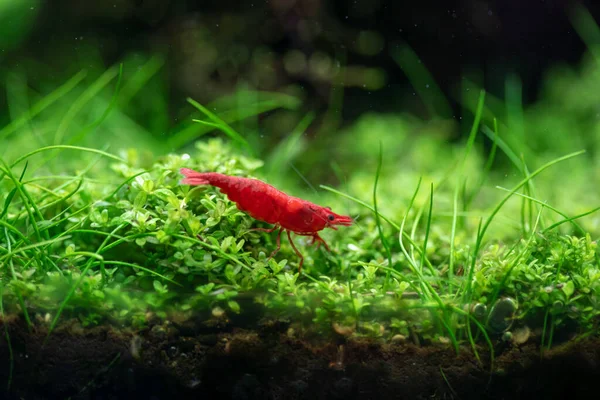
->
[[569, 4, 600, 62], [0, 188, 17, 220], [9, 145, 127, 168], [390, 42, 453, 118], [45, 251, 105, 342], [471, 150, 585, 259], [53, 65, 120, 145], [320, 184, 434, 271], [68, 64, 125, 145], [0, 70, 87, 143], [265, 111, 314, 185], [373, 143, 393, 287], [450, 90, 485, 282], [420, 183, 434, 275], [495, 186, 586, 235], [167, 97, 299, 150], [186, 97, 252, 153]]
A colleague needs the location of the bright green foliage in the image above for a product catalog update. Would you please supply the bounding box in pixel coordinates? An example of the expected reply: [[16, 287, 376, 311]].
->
[[0, 132, 598, 350], [2, 28, 600, 350]]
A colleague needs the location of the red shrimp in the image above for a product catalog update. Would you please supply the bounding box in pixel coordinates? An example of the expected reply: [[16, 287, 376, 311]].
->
[[179, 168, 353, 272]]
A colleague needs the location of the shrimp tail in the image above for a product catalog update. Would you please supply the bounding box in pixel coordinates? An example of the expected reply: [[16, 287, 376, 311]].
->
[[179, 168, 210, 185], [179, 168, 275, 218]]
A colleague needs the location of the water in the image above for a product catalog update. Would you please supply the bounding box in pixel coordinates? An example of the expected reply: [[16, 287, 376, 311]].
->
[[1, 1, 600, 399]]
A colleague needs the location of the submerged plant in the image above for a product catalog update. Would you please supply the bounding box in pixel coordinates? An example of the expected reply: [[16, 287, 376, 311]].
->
[[1, 44, 600, 352], [0, 128, 596, 353]]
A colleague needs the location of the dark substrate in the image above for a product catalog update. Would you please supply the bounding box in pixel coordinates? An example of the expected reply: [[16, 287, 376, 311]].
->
[[0, 315, 599, 400]]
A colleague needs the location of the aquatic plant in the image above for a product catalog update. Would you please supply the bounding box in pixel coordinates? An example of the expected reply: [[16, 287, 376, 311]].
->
[[0, 126, 598, 357], [1, 16, 600, 365]]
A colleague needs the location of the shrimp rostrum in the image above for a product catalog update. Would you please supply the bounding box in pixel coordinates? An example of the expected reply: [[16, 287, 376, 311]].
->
[[180, 168, 353, 272]]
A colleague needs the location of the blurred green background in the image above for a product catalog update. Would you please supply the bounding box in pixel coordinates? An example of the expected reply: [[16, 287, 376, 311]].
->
[[1, 0, 600, 189]]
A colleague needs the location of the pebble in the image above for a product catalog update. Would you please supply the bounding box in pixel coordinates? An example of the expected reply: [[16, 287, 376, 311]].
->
[[332, 322, 355, 336], [167, 345, 179, 358], [487, 297, 517, 333], [511, 325, 531, 345], [471, 303, 487, 319], [212, 306, 225, 318], [391, 334, 407, 343], [149, 325, 167, 340], [130, 335, 143, 359]]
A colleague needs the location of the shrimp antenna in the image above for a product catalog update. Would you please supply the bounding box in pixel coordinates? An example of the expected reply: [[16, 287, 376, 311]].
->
[[331, 160, 364, 233], [289, 162, 319, 196], [330, 160, 352, 210]]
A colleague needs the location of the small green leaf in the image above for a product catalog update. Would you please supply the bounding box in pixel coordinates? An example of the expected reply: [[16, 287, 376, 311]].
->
[[268, 258, 284, 274], [155, 230, 169, 243], [116, 200, 132, 209], [0, 187, 17, 219], [142, 179, 154, 193], [101, 209, 109, 224], [221, 236, 234, 252], [561, 280, 575, 299], [206, 217, 219, 227], [216, 200, 226, 216], [235, 239, 245, 253], [153, 280, 168, 294], [186, 217, 202, 236], [134, 191, 147, 209], [65, 244, 75, 255], [397, 281, 410, 293], [225, 264, 241, 282], [154, 188, 178, 205], [195, 283, 215, 294], [228, 300, 241, 313]]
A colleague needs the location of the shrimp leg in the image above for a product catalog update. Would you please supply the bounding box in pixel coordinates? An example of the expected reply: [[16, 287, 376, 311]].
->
[[286, 230, 304, 273], [310, 233, 330, 251], [266, 227, 283, 262], [297, 232, 331, 252]]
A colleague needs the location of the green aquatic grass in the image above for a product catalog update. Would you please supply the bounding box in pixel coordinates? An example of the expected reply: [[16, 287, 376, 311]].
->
[[0, 69, 88, 145], [0, 135, 598, 359], [264, 111, 314, 188], [569, 4, 600, 62], [391, 42, 453, 119], [373, 143, 393, 288], [1, 34, 600, 379], [187, 97, 253, 153], [450, 89, 486, 285], [167, 91, 301, 151], [67, 64, 124, 147]]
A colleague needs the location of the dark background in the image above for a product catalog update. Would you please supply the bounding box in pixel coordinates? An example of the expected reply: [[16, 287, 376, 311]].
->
[[4, 0, 600, 134]]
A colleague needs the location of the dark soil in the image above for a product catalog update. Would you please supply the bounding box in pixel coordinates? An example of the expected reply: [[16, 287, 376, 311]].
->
[[0, 315, 598, 400]]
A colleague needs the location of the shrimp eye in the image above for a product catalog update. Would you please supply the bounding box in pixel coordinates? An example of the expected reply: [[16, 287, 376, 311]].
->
[[328, 214, 335, 221]]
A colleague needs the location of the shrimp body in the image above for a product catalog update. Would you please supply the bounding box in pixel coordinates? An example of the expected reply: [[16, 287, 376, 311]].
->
[[180, 168, 353, 272]]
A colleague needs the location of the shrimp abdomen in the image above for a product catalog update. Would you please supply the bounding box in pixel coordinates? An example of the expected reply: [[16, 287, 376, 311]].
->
[[180, 168, 283, 224]]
